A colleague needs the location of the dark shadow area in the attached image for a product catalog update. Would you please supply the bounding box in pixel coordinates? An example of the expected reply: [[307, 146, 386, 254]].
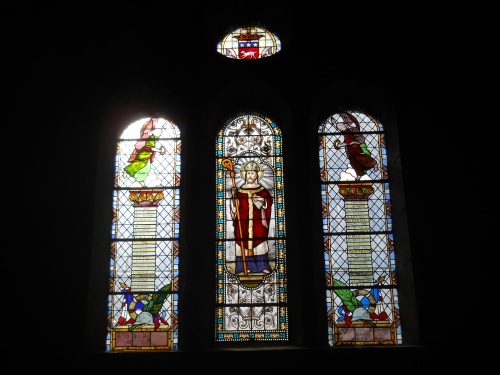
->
[[7, 0, 476, 368]]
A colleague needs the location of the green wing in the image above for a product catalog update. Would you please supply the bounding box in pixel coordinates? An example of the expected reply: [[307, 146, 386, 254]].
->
[[144, 283, 172, 316], [333, 279, 362, 312]]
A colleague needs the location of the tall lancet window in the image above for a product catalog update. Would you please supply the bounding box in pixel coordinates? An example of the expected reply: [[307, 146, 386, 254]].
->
[[319, 111, 403, 345], [215, 112, 288, 342], [107, 117, 181, 351]]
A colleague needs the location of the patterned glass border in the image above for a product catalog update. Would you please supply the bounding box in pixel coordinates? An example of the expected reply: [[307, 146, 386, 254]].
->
[[215, 111, 288, 342]]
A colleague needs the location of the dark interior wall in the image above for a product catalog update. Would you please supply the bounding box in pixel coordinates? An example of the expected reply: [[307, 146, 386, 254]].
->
[[8, 0, 476, 368]]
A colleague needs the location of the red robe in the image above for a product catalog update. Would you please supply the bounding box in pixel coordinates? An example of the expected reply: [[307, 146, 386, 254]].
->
[[232, 185, 273, 254], [343, 129, 376, 177]]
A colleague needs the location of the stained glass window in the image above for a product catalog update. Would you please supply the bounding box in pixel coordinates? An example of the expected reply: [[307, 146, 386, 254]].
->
[[319, 111, 403, 345], [107, 117, 181, 351], [215, 112, 288, 342], [217, 26, 281, 60]]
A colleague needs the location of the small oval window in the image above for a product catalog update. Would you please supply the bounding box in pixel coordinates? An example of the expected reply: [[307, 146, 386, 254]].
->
[[217, 26, 281, 60]]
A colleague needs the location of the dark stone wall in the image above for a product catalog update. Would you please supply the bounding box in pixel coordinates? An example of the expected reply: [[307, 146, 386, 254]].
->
[[8, 1, 477, 369]]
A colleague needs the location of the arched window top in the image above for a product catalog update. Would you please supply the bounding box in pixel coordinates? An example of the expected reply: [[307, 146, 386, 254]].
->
[[217, 26, 281, 60], [120, 117, 180, 141], [117, 117, 181, 189], [217, 111, 281, 150], [319, 111, 385, 182], [320, 111, 384, 134]]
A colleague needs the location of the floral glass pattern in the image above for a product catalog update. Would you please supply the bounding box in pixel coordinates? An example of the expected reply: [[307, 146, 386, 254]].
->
[[319, 111, 403, 345], [107, 117, 181, 351], [215, 112, 288, 342]]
